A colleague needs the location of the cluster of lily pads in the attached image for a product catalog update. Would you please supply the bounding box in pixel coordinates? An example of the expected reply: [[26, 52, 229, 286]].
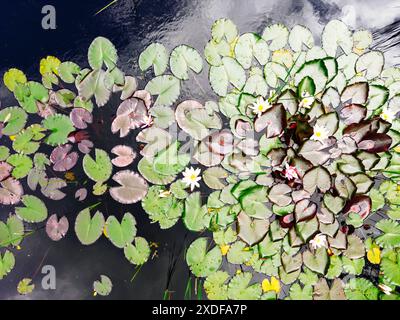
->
[[0, 38, 151, 295], [2, 18, 400, 300]]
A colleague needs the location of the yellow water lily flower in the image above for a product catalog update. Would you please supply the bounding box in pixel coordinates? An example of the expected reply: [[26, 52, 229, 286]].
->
[[220, 244, 230, 256], [9, 135, 16, 141], [367, 246, 381, 264], [262, 276, 281, 294], [103, 227, 108, 238]]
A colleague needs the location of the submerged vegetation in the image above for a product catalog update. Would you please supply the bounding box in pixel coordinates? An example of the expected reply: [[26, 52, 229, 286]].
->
[[1, 18, 400, 300]]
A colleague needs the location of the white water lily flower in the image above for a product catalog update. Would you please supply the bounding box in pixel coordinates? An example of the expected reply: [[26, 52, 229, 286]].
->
[[284, 163, 298, 180], [182, 167, 201, 191], [250, 96, 271, 117], [380, 108, 396, 123], [309, 234, 328, 250], [299, 90, 315, 109], [311, 124, 329, 142]]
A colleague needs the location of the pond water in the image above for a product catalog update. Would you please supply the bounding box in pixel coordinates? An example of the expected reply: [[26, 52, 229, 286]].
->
[[0, 0, 399, 300]]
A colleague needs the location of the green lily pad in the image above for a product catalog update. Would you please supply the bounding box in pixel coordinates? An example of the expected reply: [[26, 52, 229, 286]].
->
[[74, 209, 104, 245], [186, 237, 222, 277], [83, 149, 112, 183], [15, 195, 47, 223]]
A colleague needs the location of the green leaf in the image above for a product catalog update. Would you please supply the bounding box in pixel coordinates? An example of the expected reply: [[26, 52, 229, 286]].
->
[[138, 157, 176, 185], [302, 248, 329, 275], [105, 213, 137, 248], [342, 256, 365, 275], [74, 208, 104, 245], [0, 251, 15, 279], [227, 241, 253, 265], [325, 255, 343, 279], [170, 45, 203, 80], [14, 81, 49, 113], [169, 180, 188, 199], [186, 237, 222, 277], [287, 283, 313, 300], [153, 141, 190, 176], [209, 57, 246, 97], [42, 114, 74, 146], [3, 68, 27, 92], [58, 61, 81, 83], [211, 18, 238, 43], [17, 278, 35, 295], [77, 69, 112, 107], [227, 272, 262, 300], [376, 219, 400, 248], [234, 33, 269, 69], [124, 237, 150, 265], [297, 76, 316, 97], [83, 149, 112, 183], [183, 192, 210, 232], [13, 130, 40, 155], [142, 185, 182, 229], [204, 271, 229, 300], [149, 105, 175, 129], [0, 215, 24, 247], [7, 154, 32, 179], [93, 275, 112, 296], [344, 278, 379, 300], [88, 37, 118, 70], [0, 107, 27, 136], [139, 43, 168, 76], [145, 75, 180, 107], [370, 189, 386, 212], [15, 195, 47, 223], [299, 267, 318, 286], [203, 167, 228, 190]]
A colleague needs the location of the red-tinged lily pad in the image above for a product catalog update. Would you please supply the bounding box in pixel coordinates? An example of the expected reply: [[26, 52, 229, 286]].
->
[[235, 119, 252, 138], [254, 104, 286, 138], [111, 145, 136, 167], [117, 97, 148, 129], [50, 144, 78, 172], [132, 89, 152, 108], [357, 132, 392, 153], [340, 104, 366, 125], [109, 170, 148, 204], [46, 214, 69, 241], [70, 108, 93, 129], [342, 121, 372, 143], [78, 139, 93, 154], [295, 199, 317, 222], [0, 177, 23, 205], [207, 130, 234, 155], [279, 213, 295, 228], [193, 140, 224, 167], [111, 115, 131, 138], [75, 188, 87, 201], [0, 162, 12, 181], [41, 178, 67, 200], [341, 82, 369, 105], [343, 195, 371, 219]]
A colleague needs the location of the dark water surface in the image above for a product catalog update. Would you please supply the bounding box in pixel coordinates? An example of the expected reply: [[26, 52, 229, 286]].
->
[[0, 0, 399, 300]]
